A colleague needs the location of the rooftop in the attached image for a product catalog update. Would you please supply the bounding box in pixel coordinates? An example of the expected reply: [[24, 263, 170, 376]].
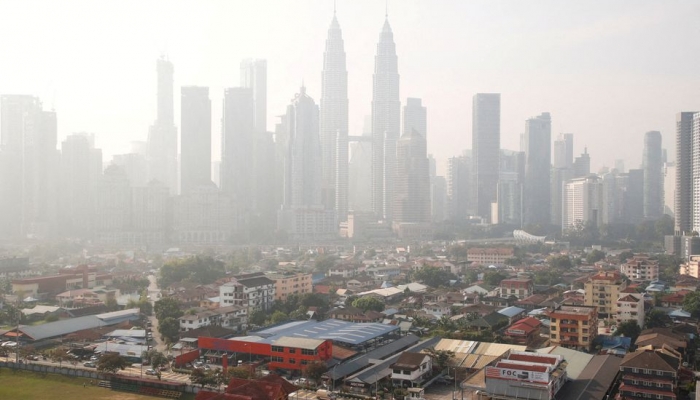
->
[[252, 319, 399, 346]]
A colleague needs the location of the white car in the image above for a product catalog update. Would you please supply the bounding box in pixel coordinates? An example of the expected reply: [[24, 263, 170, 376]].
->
[[145, 368, 157, 375]]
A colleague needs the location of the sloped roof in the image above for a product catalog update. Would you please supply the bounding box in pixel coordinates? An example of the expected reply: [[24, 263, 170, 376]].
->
[[391, 352, 430, 371], [621, 349, 680, 372]]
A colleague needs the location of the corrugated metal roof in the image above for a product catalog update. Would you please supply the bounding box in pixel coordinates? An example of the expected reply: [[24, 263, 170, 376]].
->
[[18, 309, 140, 341], [329, 334, 420, 379], [536, 346, 593, 380], [272, 336, 325, 350]]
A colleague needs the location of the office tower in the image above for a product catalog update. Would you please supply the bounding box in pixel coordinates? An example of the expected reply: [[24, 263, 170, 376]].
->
[[180, 86, 212, 193], [553, 133, 574, 169], [93, 165, 132, 244], [447, 152, 471, 220], [624, 169, 645, 224], [59, 133, 102, 238], [221, 87, 254, 210], [693, 114, 700, 233], [0, 95, 58, 239], [573, 148, 591, 177], [676, 112, 696, 235], [371, 14, 400, 220], [601, 172, 627, 225], [348, 117, 372, 213], [131, 180, 170, 244], [147, 57, 178, 194], [278, 87, 336, 240], [404, 98, 427, 138], [173, 185, 237, 244], [319, 11, 349, 218], [496, 150, 525, 226], [240, 59, 267, 132], [523, 113, 552, 226], [472, 93, 500, 221], [643, 130, 663, 219], [663, 161, 675, 218], [562, 175, 602, 231], [393, 129, 430, 224], [112, 153, 148, 187]]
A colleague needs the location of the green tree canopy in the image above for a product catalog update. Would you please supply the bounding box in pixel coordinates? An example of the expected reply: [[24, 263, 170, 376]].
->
[[613, 320, 641, 343], [249, 309, 267, 326], [352, 296, 385, 312], [190, 368, 219, 388], [585, 250, 606, 265], [683, 291, 700, 318], [270, 310, 288, 324], [483, 271, 507, 287], [159, 256, 227, 287], [97, 353, 129, 374], [142, 349, 169, 372], [304, 360, 328, 383], [159, 317, 181, 344], [645, 309, 670, 329], [413, 266, 457, 288], [154, 297, 183, 322]]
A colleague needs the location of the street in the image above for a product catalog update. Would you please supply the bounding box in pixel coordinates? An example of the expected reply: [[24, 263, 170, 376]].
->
[[147, 274, 167, 353]]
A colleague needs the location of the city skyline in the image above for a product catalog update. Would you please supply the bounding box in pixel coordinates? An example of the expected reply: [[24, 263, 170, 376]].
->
[[1, 1, 698, 174]]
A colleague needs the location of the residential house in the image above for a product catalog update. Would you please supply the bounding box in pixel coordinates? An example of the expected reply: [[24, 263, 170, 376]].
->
[[499, 278, 534, 300], [661, 291, 689, 309], [422, 302, 451, 318], [635, 328, 687, 355], [615, 293, 645, 328], [179, 305, 247, 332], [391, 352, 433, 388], [497, 306, 527, 325], [504, 317, 541, 345], [465, 311, 509, 331]]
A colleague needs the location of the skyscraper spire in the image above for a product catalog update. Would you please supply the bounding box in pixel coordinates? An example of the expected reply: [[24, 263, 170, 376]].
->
[[371, 12, 400, 221], [320, 6, 349, 222]]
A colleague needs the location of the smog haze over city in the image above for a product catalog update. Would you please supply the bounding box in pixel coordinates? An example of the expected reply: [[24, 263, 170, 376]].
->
[[1, 2, 700, 398]]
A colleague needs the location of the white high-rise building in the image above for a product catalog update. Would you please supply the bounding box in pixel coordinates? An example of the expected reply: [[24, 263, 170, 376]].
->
[[562, 175, 602, 232], [320, 11, 349, 221], [472, 93, 500, 221], [180, 86, 212, 194], [371, 15, 400, 221]]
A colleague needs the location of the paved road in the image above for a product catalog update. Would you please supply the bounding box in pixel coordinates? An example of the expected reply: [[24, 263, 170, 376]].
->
[[147, 274, 167, 353]]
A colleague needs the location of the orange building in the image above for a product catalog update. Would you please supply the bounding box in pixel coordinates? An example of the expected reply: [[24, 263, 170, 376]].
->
[[546, 305, 597, 351]]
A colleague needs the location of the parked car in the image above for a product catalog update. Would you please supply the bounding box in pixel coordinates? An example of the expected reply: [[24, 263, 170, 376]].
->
[[90, 356, 99, 361], [27, 355, 39, 361], [84, 362, 96, 368], [145, 369, 157, 375]]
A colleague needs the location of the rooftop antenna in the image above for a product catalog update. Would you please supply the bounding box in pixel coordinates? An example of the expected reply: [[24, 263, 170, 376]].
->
[[334, 0, 336, 15], [385, 0, 388, 18]]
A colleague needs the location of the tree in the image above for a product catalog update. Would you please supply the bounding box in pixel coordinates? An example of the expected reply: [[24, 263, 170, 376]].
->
[[585, 250, 606, 265], [159, 317, 181, 344], [483, 271, 507, 287], [154, 297, 183, 322], [304, 360, 328, 383], [270, 311, 288, 324], [226, 366, 251, 380], [18, 345, 35, 360], [424, 347, 455, 372], [613, 321, 641, 343], [618, 251, 634, 263], [249, 309, 267, 326], [142, 349, 168, 374], [160, 256, 228, 288], [97, 353, 129, 374], [190, 368, 218, 388], [413, 266, 457, 288], [352, 297, 385, 312], [314, 255, 337, 273], [48, 347, 72, 367], [645, 309, 670, 329], [683, 291, 700, 318]]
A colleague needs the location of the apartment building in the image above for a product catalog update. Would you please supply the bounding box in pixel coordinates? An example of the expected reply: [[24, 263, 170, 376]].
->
[[619, 254, 659, 283], [584, 271, 627, 319], [467, 247, 514, 265], [679, 255, 700, 279], [616, 293, 645, 328], [617, 347, 681, 400], [219, 272, 275, 311], [546, 304, 598, 351], [179, 305, 247, 332], [267, 272, 313, 302]]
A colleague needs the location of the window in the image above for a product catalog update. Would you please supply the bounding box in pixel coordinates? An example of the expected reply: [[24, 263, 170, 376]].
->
[[301, 360, 308, 365], [288, 348, 296, 354], [271, 356, 284, 362], [550, 326, 556, 331], [551, 334, 556, 339], [582, 321, 588, 325], [289, 358, 296, 364], [272, 346, 284, 353], [301, 349, 317, 356]]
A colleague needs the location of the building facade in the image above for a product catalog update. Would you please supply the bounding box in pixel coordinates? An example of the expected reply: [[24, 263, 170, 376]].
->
[[472, 93, 500, 222], [584, 271, 627, 319], [546, 304, 598, 351], [180, 86, 211, 194], [522, 112, 552, 225], [500, 278, 534, 300], [619, 254, 659, 283], [615, 293, 645, 328], [643, 130, 664, 219]]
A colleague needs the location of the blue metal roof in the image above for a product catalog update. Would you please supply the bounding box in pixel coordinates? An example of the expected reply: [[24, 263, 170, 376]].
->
[[253, 319, 399, 346]]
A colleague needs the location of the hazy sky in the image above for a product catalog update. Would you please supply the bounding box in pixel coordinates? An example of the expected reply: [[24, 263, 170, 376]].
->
[[1, 0, 699, 174]]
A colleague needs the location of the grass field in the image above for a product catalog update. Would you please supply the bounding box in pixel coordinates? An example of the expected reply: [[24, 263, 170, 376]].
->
[[0, 368, 195, 400]]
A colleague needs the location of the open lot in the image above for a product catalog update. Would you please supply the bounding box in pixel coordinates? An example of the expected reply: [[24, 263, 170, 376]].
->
[[0, 368, 195, 400]]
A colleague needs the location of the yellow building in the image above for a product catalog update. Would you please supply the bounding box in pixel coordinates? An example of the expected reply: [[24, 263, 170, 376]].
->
[[584, 271, 626, 319], [546, 305, 598, 352], [268, 272, 313, 302]]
